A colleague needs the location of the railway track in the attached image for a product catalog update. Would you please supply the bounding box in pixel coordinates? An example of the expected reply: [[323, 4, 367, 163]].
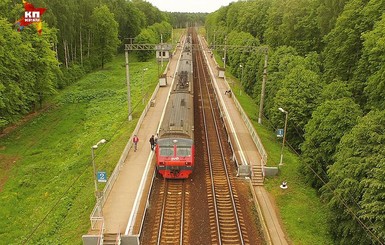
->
[[192, 31, 249, 245], [148, 179, 189, 245]]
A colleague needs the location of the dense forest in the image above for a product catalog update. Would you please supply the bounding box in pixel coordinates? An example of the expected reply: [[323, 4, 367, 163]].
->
[[205, 0, 385, 244], [0, 0, 205, 130]]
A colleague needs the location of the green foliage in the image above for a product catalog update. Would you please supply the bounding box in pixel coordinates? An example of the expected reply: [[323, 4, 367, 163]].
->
[[261, 49, 322, 149], [321, 110, 385, 244], [131, 0, 167, 26], [0, 54, 159, 243], [359, 13, 385, 110], [103, 0, 145, 46], [323, 0, 385, 105], [270, 65, 322, 149], [0, 18, 59, 126], [228, 76, 333, 244], [167, 12, 207, 28], [225, 30, 261, 95], [300, 98, 362, 189], [265, 0, 321, 54], [134, 21, 172, 61], [320, 80, 352, 100], [90, 5, 120, 69], [316, 0, 349, 37]]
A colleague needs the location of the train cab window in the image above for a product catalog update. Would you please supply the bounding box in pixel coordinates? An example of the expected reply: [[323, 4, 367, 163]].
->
[[177, 148, 191, 156], [160, 147, 174, 156]]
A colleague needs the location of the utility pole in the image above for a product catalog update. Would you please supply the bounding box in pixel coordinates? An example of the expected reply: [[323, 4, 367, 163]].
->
[[161, 34, 164, 69], [258, 49, 268, 124], [223, 36, 227, 69], [125, 50, 132, 121]]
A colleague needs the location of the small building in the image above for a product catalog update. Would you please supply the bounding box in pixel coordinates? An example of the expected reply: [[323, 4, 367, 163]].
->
[[155, 44, 172, 61]]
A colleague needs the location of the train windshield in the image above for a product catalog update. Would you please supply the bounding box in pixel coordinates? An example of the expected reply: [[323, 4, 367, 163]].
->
[[177, 147, 191, 156], [158, 138, 193, 157], [160, 147, 174, 156]]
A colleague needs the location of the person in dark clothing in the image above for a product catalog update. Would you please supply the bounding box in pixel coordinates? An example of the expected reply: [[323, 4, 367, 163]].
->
[[154, 133, 158, 145], [149, 135, 155, 151]]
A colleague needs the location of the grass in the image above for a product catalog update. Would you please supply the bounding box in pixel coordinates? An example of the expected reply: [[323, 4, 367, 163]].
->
[[225, 72, 333, 244], [0, 54, 160, 244]]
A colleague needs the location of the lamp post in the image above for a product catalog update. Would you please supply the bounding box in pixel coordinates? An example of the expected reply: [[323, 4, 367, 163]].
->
[[142, 68, 148, 104], [278, 108, 288, 166], [91, 139, 107, 198]]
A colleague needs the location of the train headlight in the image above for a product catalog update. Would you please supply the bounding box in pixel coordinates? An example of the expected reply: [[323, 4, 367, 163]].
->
[[186, 162, 191, 165]]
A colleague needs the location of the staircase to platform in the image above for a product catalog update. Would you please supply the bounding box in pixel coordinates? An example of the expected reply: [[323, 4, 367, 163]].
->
[[251, 164, 264, 186], [102, 233, 121, 245]]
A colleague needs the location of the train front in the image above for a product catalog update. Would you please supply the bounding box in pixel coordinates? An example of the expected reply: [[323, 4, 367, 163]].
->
[[156, 137, 194, 178]]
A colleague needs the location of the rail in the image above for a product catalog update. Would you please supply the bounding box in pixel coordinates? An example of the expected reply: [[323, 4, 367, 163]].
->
[[199, 36, 268, 168], [196, 38, 246, 244]]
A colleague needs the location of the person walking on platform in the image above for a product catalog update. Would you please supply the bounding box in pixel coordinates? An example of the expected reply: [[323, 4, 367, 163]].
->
[[149, 135, 155, 151], [133, 135, 139, 152], [154, 133, 159, 146]]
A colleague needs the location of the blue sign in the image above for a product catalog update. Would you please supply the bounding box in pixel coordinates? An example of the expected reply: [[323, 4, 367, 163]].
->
[[277, 129, 284, 138], [97, 171, 107, 183]]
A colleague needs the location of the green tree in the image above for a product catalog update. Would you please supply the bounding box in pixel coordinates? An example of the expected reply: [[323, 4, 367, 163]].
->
[[0, 18, 31, 125], [265, 0, 321, 54], [235, 0, 272, 42], [90, 5, 120, 69], [320, 80, 352, 100], [262, 46, 296, 121], [103, 0, 146, 48], [301, 98, 362, 189], [20, 27, 60, 109], [270, 65, 322, 149], [321, 110, 385, 244], [316, 0, 348, 37], [131, 0, 166, 26], [134, 28, 157, 61], [358, 13, 385, 110], [322, 0, 385, 105]]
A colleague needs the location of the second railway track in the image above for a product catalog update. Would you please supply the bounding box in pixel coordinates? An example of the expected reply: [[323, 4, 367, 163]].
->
[[193, 31, 249, 245]]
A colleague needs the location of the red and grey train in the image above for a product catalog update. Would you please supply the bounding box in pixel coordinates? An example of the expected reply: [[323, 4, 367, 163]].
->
[[155, 33, 194, 179]]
